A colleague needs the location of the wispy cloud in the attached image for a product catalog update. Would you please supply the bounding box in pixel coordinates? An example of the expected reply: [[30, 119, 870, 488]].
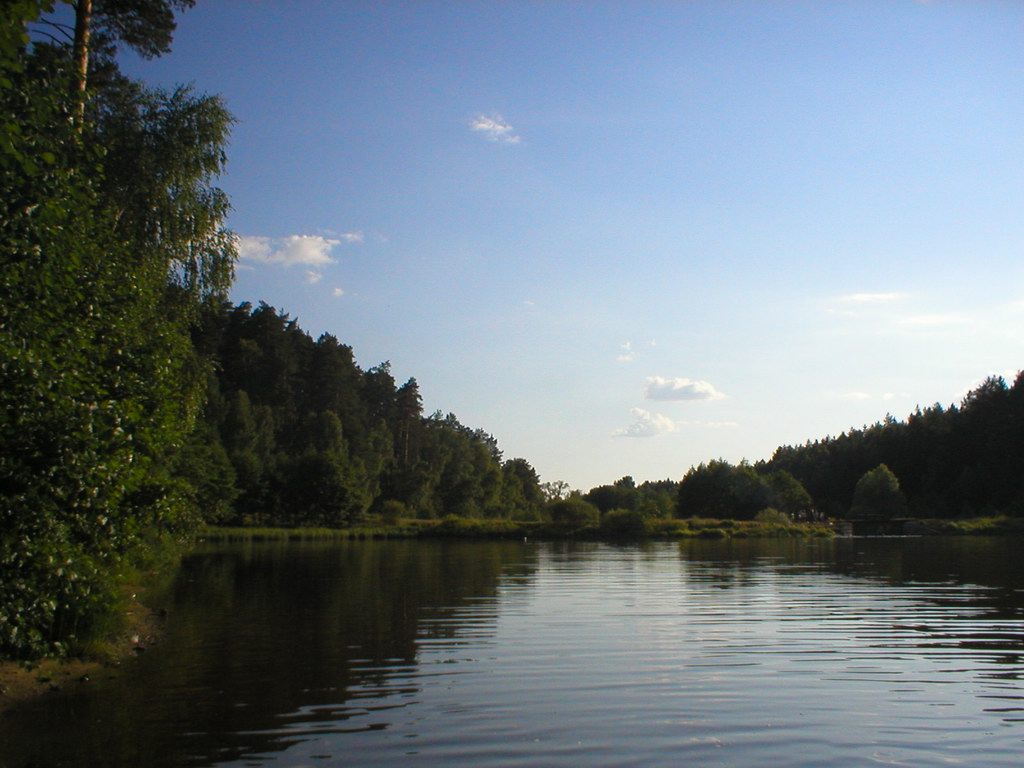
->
[[645, 376, 726, 402], [239, 234, 342, 267], [677, 420, 739, 429], [616, 340, 655, 363], [827, 291, 907, 317], [471, 113, 521, 144], [305, 270, 322, 284], [612, 408, 677, 438], [837, 391, 872, 401], [831, 390, 908, 402], [899, 313, 968, 327], [321, 229, 365, 244], [837, 292, 906, 304], [333, 287, 345, 298]]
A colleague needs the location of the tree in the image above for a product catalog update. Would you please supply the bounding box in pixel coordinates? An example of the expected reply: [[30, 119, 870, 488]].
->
[[849, 464, 906, 520], [1, 0, 230, 657], [584, 476, 639, 514], [766, 470, 815, 520], [547, 497, 600, 527], [33, 0, 197, 124], [499, 458, 544, 520], [394, 378, 423, 468], [541, 480, 571, 502]]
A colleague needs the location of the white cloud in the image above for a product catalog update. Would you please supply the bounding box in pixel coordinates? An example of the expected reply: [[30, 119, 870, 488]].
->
[[645, 376, 726, 402], [471, 113, 521, 144], [837, 292, 905, 304], [612, 408, 677, 438], [333, 287, 345, 298], [617, 341, 634, 363], [238, 234, 342, 266], [305, 270, 322, 284]]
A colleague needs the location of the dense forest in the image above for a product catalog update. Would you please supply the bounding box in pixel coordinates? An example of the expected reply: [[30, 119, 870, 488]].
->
[[185, 301, 546, 527], [670, 373, 1024, 522], [765, 373, 1024, 519]]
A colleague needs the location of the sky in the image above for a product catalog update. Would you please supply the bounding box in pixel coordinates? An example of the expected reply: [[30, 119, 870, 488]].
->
[[118, 0, 1024, 492]]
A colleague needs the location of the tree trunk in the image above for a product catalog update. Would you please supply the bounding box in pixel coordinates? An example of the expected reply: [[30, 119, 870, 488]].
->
[[72, 0, 92, 127]]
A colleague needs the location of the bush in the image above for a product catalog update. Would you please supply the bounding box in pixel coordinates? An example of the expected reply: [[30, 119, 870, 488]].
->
[[600, 508, 648, 538], [754, 508, 791, 524], [379, 499, 408, 525], [547, 497, 600, 527]]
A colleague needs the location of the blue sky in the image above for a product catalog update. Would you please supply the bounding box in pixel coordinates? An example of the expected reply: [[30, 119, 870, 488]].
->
[[121, 1, 1024, 491]]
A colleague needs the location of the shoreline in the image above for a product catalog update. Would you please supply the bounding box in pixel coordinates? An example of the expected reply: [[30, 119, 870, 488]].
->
[[198, 514, 1024, 543], [0, 589, 166, 715]]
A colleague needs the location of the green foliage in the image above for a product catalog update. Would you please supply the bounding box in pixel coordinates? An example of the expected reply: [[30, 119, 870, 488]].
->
[[849, 464, 907, 520], [187, 302, 543, 528], [584, 476, 638, 514], [754, 508, 791, 524], [600, 508, 648, 538], [379, 499, 408, 525], [89, 0, 197, 61], [547, 497, 600, 528], [676, 460, 807, 520], [1, 3, 232, 658]]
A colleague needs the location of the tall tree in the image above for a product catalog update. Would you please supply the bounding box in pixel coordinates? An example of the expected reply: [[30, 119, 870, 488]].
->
[[52, 0, 195, 124], [1, 0, 231, 658]]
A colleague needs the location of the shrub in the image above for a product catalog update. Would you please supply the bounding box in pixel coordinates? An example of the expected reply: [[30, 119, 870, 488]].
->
[[754, 508, 791, 524], [547, 497, 600, 527], [380, 499, 408, 525], [600, 508, 648, 538]]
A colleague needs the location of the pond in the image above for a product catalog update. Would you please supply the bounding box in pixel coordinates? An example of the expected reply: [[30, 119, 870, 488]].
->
[[2, 537, 1022, 767]]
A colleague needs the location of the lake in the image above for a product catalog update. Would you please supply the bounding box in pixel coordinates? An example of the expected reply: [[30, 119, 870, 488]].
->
[[1, 537, 1022, 767]]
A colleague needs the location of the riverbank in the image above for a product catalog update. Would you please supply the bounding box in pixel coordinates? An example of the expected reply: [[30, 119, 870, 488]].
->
[[0, 536, 181, 715], [199, 516, 837, 542], [197, 514, 1024, 544], [0, 586, 167, 714]]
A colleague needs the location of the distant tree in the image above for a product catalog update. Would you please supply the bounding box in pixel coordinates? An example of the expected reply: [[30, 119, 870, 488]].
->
[[849, 464, 906, 520], [394, 377, 423, 467], [600, 508, 647, 538], [636, 479, 677, 518], [676, 460, 772, 520], [540, 479, 571, 502], [765, 470, 815, 519], [499, 458, 544, 520], [585, 476, 639, 514], [547, 497, 600, 527]]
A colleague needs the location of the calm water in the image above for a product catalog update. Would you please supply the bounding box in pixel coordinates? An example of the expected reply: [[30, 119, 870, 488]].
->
[[2, 537, 1022, 767]]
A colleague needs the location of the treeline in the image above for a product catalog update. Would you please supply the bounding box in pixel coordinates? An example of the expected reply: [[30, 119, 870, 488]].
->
[[1, 0, 234, 658], [184, 301, 546, 527], [765, 374, 1024, 519], [663, 373, 1024, 522]]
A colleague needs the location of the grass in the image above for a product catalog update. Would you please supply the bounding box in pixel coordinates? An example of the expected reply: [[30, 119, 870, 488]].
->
[[910, 515, 1024, 536], [200, 516, 837, 542], [201, 514, 1024, 545], [198, 524, 421, 542]]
